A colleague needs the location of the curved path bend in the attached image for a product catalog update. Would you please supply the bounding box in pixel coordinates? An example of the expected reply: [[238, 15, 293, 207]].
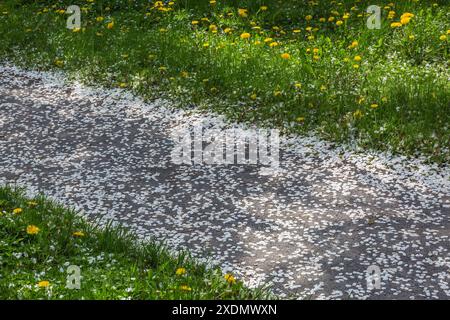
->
[[1, 65, 449, 299]]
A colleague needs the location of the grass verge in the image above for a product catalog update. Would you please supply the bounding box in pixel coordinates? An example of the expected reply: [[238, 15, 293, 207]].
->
[[0, 1, 449, 162], [0, 185, 268, 299]]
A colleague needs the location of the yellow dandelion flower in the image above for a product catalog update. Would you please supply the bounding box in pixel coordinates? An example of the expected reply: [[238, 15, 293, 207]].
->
[[106, 21, 114, 29], [73, 231, 85, 237], [224, 273, 236, 284], [38, 281, 50, 288], [400, 17, 411, 25], [401, 13, 414, 20], [176, 267, 186, 275], [209, 24, 217, 33], [180, 285, 192, 291], [336, 20, 344, 26], [354, 55, 362, 62], [26, 225, 40, 235], [13, 208, 23, 214], [439, 35, 447, 41], [238, 8, 248, 18], [281, 53, 291, 60], [391, 22, 402, 28], [348, 40, 358, 49], [353, 109, 363, 119], [370, 103, 379, 109], [240, 32, 251, 39]]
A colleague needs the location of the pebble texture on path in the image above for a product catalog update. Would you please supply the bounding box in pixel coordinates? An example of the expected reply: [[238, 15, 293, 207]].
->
[[1, 65, 449, 299]]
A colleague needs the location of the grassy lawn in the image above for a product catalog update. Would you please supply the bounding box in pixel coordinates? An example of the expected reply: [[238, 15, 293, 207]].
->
[[0, 185, 267, 299], [0, 1, 448, 163]]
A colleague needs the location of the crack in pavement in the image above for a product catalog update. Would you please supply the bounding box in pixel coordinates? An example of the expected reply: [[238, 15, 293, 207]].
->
[[1, 65, 449, 299]]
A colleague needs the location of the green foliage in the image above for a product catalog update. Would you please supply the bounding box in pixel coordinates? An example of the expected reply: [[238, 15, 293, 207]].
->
[[0, 0, 448, 162]]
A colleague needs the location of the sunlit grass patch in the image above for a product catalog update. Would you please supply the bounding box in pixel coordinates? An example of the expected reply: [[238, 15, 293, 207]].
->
[[0, 0, 448, 162]]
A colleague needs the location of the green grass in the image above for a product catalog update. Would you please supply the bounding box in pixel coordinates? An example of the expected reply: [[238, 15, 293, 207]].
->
[[0, 0, 449, 162], [0, 185, 268, 299]]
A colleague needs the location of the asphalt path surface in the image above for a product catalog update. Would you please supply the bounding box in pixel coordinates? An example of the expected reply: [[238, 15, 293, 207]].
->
[[1, 65, 449, 299]]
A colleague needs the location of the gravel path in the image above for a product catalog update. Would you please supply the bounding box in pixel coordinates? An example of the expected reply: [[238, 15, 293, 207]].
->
[[1, 65, 449, 299]]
